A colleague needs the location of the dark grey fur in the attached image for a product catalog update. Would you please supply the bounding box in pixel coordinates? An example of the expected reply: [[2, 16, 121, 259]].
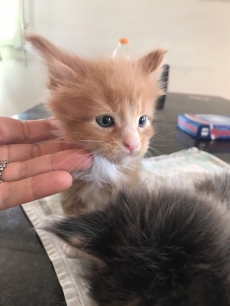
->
[[47, 172, 230, 306]]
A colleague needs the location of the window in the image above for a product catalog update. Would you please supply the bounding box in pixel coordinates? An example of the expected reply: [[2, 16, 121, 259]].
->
[[0, 0, 25, 48]]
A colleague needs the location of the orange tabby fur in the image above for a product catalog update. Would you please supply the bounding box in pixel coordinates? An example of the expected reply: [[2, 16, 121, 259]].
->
[[27, 34, 165, 215]]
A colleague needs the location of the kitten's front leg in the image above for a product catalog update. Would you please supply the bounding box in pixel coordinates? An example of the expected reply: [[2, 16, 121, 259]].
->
[[61, 179, 88, 215]]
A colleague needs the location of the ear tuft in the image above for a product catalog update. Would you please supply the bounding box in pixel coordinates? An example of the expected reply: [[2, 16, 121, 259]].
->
[[25, 33, 70, 63], [26, 33, 83, 89], [44, 217, 85, 248], [45, 212, 112, 263], [138, 49, 167, 74]]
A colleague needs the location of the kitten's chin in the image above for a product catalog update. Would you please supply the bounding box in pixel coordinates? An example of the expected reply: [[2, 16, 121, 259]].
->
[[111, 152, 144, 165]]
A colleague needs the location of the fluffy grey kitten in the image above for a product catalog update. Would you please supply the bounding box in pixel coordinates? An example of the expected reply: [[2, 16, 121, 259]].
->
[[47, 171, 230, 306]]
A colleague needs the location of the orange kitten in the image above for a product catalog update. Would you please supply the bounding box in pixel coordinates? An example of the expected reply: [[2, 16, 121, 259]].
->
[[27, 34, 165, 215]]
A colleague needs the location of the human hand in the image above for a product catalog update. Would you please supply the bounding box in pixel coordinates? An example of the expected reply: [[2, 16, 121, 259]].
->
[[0, 117, 93, 209]]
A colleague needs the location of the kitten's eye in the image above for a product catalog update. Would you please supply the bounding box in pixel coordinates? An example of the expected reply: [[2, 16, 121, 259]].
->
[[96, 115, 114, 128], [138, 116, 147, 127]]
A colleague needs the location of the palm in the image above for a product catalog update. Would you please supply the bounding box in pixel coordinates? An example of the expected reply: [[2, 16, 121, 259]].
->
[[0, 117, 93, 209]]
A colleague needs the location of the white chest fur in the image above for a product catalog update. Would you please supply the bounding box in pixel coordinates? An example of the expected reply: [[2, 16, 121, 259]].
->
[[71, 155, 133, 209], [72, 155, 131, 194], [73, 155, 126, 183], [70, 154, 144, 211]]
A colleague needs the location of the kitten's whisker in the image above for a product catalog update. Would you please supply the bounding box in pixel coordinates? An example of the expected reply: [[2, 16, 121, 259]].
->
[[151, 139, 179, 142], [56, 148, 108, 191], [144, 151, 152, 158], [50, 139, 90, 151], [149, 145, 163, 154], [149, 143, 179, 147], [51, 141, 110, 158], [77, 139, 105, 143], [51, 138, 105, 150], [148, 146, 163, 156], [151, 129, 177, 140], [154, 112, 166, 132], [54, 150, 94, 171], [151, 137, 192, 145], [78, 149, 110, 181], [67, 147, 108, 175]]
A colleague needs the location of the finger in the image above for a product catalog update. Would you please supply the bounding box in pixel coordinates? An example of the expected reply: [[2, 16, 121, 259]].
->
[[0, 140, 77, 162], [0, 117, 57, 145], [1, 149, 93, 182], [0, 171, 73, 209]]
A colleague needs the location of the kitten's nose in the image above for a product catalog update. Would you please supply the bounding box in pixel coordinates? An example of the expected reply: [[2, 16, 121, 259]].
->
[[123, 140, 139, 152], [121, 127, 140, 153]]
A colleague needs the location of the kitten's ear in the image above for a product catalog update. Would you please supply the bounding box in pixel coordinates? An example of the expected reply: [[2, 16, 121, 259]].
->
[[26, 34, 81, 89], [138, 49, 167, 74], [26, 34, 77, 66], [45, 212, 112, 264], [47, 58, 78, 89]]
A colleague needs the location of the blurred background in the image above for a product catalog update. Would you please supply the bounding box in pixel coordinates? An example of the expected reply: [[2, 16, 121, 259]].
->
[[0, 0, 230, 117]]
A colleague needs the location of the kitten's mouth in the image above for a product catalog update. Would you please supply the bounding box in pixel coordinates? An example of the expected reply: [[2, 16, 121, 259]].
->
[[121, 151, 132, 158], [103, 150, 143, 164], [104, 151, 142, 165]]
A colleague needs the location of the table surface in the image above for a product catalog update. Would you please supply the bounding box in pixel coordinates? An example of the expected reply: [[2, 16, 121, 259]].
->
[[0, 92, 230, 306]]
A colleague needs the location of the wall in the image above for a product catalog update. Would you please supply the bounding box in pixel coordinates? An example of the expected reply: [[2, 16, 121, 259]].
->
[[0, 0, 230, 117]]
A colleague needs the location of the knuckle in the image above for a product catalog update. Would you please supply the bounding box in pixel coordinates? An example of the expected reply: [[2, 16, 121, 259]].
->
[[50, 154, 56, 171], [30, 176, 39, 200], [18, 161, 27, 180], [22, 121, 30, 141], [32, 143, 42, 158], [0, 145, 8, 161]]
